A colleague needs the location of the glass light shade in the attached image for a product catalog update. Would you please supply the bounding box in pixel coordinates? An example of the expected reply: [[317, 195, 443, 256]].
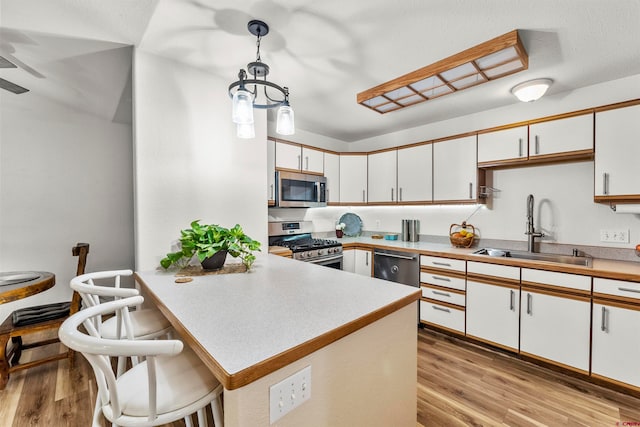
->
[[276, 105, 295, 135], [232, 89, 254, 124], [236, 122, 255, 139], [511, 79, 552, 102]]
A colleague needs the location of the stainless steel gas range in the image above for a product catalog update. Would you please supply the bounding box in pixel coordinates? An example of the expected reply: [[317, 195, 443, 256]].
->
[[268, 221, 343, 269]]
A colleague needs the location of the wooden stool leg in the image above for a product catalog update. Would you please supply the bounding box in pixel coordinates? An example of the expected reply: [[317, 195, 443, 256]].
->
[[0, 333, 10, 390], [10, 336, 23, 365]]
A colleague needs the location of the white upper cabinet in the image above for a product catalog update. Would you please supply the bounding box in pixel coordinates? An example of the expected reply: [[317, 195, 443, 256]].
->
[[340, 154, 368, 204], [275, 141, 323, 174], [368, 150, 397, 203], [433, 135, 477, 202], [397, 144, 433, 202], [324, 152, 340, 204], [302, 147, 324, 174], [529, 114, 593, 158], [267, 139, 276, 203], [477, 126, 528, 165], [595, 104, 640, 200]]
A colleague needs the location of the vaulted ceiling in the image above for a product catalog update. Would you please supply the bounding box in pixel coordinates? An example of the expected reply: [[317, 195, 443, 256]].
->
[[2, 0, 640, 142]]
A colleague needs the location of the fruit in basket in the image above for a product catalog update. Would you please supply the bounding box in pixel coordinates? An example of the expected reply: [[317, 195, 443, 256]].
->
[[459, 229, 468, 237], [452, 232, 463, 239]]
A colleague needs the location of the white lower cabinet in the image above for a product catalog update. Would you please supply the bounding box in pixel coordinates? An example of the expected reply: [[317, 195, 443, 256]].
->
[[466, 280, 520, 351], [520, 289, 591, 372], [419, 300, 465, 334], [592, 302, 640, 388], [343, 249, 371, 276]]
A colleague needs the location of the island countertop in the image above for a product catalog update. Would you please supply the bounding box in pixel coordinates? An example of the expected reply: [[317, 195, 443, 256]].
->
[[135, 254, 421, 390]]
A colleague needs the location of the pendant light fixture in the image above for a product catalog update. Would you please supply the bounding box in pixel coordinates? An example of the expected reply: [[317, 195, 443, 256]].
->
[[229, 20, 294, 138]]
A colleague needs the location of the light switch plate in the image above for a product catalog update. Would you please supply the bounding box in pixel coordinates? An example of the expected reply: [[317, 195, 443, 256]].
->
[[600, 229, 629, 243], [269, 366, 312, 424]]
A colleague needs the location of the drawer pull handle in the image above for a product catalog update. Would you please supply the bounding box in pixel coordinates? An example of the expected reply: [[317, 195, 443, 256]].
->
[[601, 306, 608, 332], [535, 135, 540, 155], [432, 261, 451, 267], [526, 293, 532, 315], [510, 289, 515, 311], [618, 287, 640, 294], [432, 290, 451, 297], [432, 305, 450, 313], [432, 276, 451, 282], [518, 138, 523, 157]]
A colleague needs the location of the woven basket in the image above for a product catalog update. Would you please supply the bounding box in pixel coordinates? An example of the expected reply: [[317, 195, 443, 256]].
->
[[449, 221, 475, 248]]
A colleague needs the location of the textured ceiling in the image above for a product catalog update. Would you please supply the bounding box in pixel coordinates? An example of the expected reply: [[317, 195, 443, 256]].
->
[[2, 0, 640, 142]]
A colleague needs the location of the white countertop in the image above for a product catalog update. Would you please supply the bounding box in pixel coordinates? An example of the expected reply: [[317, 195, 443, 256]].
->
[[135, 253, 420, 389]]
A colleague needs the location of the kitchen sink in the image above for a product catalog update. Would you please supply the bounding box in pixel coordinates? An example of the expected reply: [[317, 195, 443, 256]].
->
[[472, 248, 593, 267]]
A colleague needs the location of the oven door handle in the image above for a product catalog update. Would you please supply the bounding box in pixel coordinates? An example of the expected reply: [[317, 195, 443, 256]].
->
[[307, 254, 344, 264]]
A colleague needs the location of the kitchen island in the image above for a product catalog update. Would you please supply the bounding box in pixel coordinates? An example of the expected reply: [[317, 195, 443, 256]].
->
[[135, 254, 421, 426]]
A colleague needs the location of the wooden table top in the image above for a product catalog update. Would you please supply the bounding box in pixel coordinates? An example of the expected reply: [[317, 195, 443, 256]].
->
[[0, 272, 55, 304]]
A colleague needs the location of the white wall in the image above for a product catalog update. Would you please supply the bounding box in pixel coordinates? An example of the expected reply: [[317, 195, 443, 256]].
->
[[270, 74, 640, 250], [133, 50, 268, 271], [0, 49, 135, 321]]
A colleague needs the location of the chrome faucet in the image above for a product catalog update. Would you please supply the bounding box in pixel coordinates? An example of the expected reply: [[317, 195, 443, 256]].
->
[[525, 194, 544, 252]]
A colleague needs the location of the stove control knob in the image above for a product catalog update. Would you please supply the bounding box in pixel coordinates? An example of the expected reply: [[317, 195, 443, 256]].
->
[[318, 249, 324, 256], [327, 248, 333, 254]]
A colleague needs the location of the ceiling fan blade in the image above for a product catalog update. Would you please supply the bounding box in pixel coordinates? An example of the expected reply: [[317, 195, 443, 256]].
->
[[0, 78, 29, 94], [0, 55, 17, 68]]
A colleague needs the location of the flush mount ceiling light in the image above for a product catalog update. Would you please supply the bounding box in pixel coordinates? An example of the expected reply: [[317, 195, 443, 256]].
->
[[357, 30, 528, 114], [511, 78, 553, 102], [229, 20, 294, 138]]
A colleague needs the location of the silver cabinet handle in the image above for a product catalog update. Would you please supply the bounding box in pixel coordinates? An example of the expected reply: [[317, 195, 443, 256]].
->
[[305, 156, 309, 170], [391, 188, 394, 202], [432, 305, 450, 313], [618, 287, 640, 294], [362, 190, 366, 202], [601, 306, 608, 332], [603, 172, 609, 195], [432, 276, 451, 282], [432, 290, 451, 297], [432, 261, 451, 267], [399, 187, 403, 201], [469, 182, 473, 199], [270, 184, 274, 199], [535, 135, 540, 155], [526, 293, 532, 315], [365, 252, 369, 266], [297, 154, 301, 170], [510, 289, 515, 311], [518, 138, 523, 157], [326, 189, 330, 202]]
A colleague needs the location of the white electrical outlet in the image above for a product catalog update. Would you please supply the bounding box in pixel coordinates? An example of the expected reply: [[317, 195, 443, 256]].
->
[[269, 366, 311, 424], [375, 220, 381, 229], [600, 229, 630, 243]]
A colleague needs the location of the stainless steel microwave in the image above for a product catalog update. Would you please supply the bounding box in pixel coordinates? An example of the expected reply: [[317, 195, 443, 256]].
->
[[276, 171, 327, 208]]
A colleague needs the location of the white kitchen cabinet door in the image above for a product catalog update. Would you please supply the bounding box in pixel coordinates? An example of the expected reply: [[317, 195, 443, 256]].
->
[[275, 141, 302, 170], [595, 104, 640, 198], [324, 152, 340, 203], [368, 150, 397, 203], [342, 249, 355, 273], [339, 154, 368, 204], [302, 147, 324, 174], [520, 290, 590, 372], [592, 302, 640, 388], [529, 114, 593, 158], [433, 135, 477, 202], [267, 139, 276, 202], [477, 126, 528, 165], [354, 249, 372, 276], [397, 144, 432, 202], [466, 280, 520, 351]]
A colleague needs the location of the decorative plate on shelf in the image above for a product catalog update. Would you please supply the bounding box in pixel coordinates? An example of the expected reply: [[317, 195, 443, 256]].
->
[[339, 213, 363, 236]]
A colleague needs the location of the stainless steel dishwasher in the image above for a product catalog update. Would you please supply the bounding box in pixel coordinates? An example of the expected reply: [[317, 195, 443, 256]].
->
[[373, 248, 420, 287]]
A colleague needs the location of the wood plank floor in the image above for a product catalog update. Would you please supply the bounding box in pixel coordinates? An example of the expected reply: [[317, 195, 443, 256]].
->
[[2, 328, 640, 426]]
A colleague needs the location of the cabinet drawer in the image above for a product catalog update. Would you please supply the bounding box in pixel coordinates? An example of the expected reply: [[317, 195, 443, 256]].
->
[[467, 261, 520, 281], [421, 285, 465, 306], [420, 300, 465, 333], [593, 278, 640, 301], [522, 268, 591, 292], [420, 271, 465, 291], [421, 255, 465, 273]]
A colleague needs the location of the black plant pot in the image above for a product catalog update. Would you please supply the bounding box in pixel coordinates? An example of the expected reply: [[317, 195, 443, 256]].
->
[[200, 250, 228, 270]]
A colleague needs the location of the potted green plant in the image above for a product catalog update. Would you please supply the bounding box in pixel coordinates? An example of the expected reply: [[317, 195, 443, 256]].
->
[[160, 220, 261, 270]]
